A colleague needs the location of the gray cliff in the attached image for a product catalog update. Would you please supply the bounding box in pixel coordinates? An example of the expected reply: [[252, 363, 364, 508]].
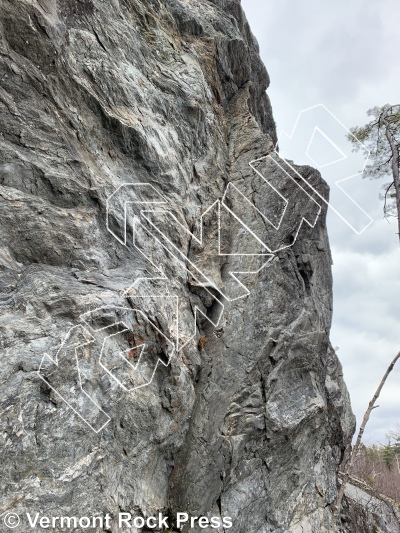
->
[[0, 0, 357, 532]]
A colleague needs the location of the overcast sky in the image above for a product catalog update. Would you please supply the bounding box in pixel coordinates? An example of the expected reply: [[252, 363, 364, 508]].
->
[[241, 0, 400, 444]]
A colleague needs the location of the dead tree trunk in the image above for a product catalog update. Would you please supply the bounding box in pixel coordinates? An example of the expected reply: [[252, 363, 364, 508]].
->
[[384, 120, 400, 242], [330, 350, 400, 532]]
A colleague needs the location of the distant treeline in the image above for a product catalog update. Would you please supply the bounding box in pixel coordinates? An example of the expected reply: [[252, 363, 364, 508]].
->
[[353, 432, 400, 503]]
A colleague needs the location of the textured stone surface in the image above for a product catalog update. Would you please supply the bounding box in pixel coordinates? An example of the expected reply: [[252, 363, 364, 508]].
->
[[0, 0, 357, 531], [340, 478, 400, 533]]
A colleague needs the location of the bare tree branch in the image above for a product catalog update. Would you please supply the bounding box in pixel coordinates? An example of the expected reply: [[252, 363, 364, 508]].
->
[[352, 104, 400, 240], [383, 182, 395, 218], [330, 351, 400, 532], [383, 111, 400, 239]]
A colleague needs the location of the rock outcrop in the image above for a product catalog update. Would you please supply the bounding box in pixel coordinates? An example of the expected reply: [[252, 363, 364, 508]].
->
[[0, 0, 356, 531], [340, 476, 400, 533]]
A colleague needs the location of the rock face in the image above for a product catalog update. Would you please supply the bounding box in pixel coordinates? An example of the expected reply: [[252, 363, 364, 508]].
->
[[340, 477, 400, 533], [0, 0, 356, 531]]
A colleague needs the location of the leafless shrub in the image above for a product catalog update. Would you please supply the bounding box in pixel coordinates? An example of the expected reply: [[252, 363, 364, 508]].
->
[[352, 444, 400, 503]]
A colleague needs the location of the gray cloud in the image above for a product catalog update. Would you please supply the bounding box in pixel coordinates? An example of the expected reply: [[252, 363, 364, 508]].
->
[[242, 0, 400, 443]]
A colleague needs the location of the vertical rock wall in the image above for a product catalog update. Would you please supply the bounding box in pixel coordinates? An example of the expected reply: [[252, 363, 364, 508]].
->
[[0, 0, 355, 531]]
